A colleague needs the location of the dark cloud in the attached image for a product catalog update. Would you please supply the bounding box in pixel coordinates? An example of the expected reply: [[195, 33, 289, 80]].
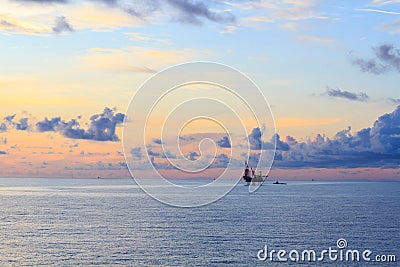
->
[[36, 107, 124, 141], [52, 16, 74, 33], [0, 151, 7, 155], [248, 127, 289, 151], [36, 117, 62, 132], [351, 44, 400, 75], [187, 151, 199, 161], [248, 127, 262, 150], [166, 0, 236, 25], [375, 44, 400, 71], [87, 107, 124, 141], [16, 118, 29, 130], [159, 150, 176, 159], [0, 115, 30, 132], [130, 147, 142, 160], [212, 153, 230, 168], [324, 87, 369, 102], [370, 105, 400, 153], [216, 136, 231, 148], [285, 135, 297, 146], [276, 105, 400, 168], [274, 152, 283, 161], [0, 123, 7, 132], [4, 114, 16, 122], [388, 98, 400, 105], [179, 135, 195, 141], [147, 148, 160, 157], [274, 134, 290, 151], [152, 138, 163, 145], [247, 152, 261, 168], [96, 0, 119, 6], [351, 58, 388, 75], [12, 0, 235, 26]]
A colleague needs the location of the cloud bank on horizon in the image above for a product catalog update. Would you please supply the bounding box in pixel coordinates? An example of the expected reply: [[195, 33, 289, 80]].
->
[[273, 105, 400, 168], [1, 106, 399, 170], [124, 105, 400, 170], [1, 0, 400, 178]]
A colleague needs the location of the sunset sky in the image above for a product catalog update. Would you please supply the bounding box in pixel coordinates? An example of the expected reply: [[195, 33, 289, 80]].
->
[[0, 0, 399, 180]]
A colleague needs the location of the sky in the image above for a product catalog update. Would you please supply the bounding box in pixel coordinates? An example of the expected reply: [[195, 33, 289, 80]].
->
[[0, 0, 399, 180]]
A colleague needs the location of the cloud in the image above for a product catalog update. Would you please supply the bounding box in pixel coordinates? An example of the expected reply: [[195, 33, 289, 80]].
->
[[351, 44, 400, 74], [380, 19, 400, 34], [130, 147, 142, 160], [147, 148, 160, 157], [248, 127, 263, 150], [0, 151, 7, 155], [35, 107, 125, 141], [285, 135, 298, 146], [216, 136, 231, 148], [242, 106, 400, 169], [0, 115, 30, 132], [179, 135, 195, 141], [187, 151, 199, 161], [0, 12, 76, 36], [324, 87, 369, 102], [124, 32, 172, 46], [36, 117, 61, 132], [351, 57, 389, 75], [388, 98, 400, 104], [248, 127, 289, 151], [152, 138, 163, 145], [212, 153, 230, 168], [81, 46, 206, 73], [274, 133, 290, 151], [9, 0, 235, 32], [52, 16, 74, 33], [220, 25, 238, 34], [16, 118, 29, 130], [355, 8, 400, 15], [87, 107, 125, 141], [160, 150, 176, 159], [370, 105, 400, 153], [0, 123, 7, 132], [166, 0, 236, 25], [370, 0, 400, 6], [142, 146, 177, 159], [275, 105, 400, 168], [0, 15, 46, 35], [296, 34, 334, 44], [13, 0, 67, 3]]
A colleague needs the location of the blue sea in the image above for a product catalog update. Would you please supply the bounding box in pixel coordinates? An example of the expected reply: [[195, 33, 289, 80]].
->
[[0, 178, 398, 266]]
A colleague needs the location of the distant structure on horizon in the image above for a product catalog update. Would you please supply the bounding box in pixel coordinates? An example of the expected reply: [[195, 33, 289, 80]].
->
[[242, 162, 267, 185]]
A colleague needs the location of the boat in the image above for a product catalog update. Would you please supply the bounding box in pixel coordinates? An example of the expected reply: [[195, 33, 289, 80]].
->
[[273, 181, 286, 185], [242, 162, 267, 185]]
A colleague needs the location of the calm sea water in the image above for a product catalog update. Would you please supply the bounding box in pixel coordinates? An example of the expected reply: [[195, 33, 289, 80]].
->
[[0, 178, 399, 266]]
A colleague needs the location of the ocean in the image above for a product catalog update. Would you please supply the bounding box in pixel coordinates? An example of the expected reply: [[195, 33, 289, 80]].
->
[[0, 178, 398, 266]]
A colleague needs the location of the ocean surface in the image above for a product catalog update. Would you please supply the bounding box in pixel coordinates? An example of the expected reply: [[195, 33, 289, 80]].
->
[[0, 178, 399, 266]]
